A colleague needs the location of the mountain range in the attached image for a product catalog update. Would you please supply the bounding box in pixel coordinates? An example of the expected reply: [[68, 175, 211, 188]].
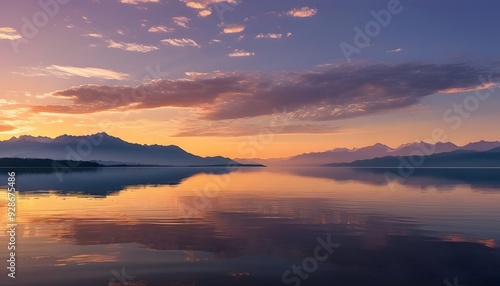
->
[[2, 133, 500, 167], [329, 147, 500, 168], [0, 132, 250, 167], [249, 140, 500, 166]]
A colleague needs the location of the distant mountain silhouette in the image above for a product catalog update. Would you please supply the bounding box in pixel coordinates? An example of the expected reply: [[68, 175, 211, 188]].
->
[[0, 132, 259, 167], [258, 140, 500, 166], [284, 143, 393, 165], [328, 147, 500, 168], [461, 140, 500, 152]]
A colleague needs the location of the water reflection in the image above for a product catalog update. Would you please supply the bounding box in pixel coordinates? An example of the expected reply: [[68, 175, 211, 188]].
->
[[279, 166, 500, 191], [0, 167, 235, 195], [0, 167, 499, 286], [3, 166, 499, 196]]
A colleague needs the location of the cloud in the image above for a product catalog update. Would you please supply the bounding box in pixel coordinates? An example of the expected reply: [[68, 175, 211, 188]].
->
[[81, 16, 92, 24], [184, 2, 206, 9], [221, 23, 245, 34], [173, 16, 190, 28], [173, 123, 342, 137], [185, 71, 210, 77], [179, 0, 241, 18], [228, 49, 254, 57], [0, 124, 15, 132], [0, 99, 12, 105], [255, 33, 283, 39], [13, 65, 130, 80], [286, 7, 318, 18], [31, 75, 247, 114], [0, 27, 22, 40], [30, 62, 499, 122], [48, 65, 129, 80], [439, 82, 497, 94], [180, 0, 241, 10], [120, 0, 159, 4], [201, 63, 498, 121], [0, 106, 29, 122], [387, 48, 403, 53], [161, 38, 200, 48], [106, 39, 159, 52], [148, 25, 174, 33], [198, 9, 212, 17], [84, 33, 104, 38]]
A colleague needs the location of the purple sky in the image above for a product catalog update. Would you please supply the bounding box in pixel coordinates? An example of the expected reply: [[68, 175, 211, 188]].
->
[[0, 0, 499, 158]]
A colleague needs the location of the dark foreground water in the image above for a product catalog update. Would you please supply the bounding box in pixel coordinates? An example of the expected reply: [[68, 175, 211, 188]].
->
[[0, 167, 499, 286]]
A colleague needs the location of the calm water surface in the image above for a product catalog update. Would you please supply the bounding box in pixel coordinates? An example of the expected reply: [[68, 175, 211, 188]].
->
[[0, 167, 499, 286]]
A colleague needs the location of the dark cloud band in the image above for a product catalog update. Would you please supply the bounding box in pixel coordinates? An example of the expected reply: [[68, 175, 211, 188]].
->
[[31, 62, 498, 121]]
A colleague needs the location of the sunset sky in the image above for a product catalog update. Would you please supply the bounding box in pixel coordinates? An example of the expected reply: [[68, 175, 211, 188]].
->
[[1, 0, 500, 159]]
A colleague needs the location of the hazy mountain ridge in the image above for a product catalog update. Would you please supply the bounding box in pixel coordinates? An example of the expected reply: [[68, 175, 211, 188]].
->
[[3, 133, 499, 167], [0, 132, 251, 166], [327, 147, 500, 168], [252, 140, 500, 166]]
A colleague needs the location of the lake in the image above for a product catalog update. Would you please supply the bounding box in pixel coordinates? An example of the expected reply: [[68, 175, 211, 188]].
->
[[0, 167, 499, 286]]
